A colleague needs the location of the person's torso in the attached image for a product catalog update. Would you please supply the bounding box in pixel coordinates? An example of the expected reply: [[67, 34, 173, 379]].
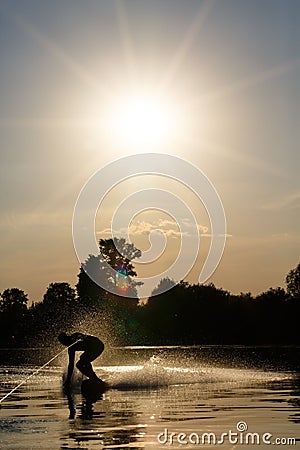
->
[[71, 333, 102, 352]]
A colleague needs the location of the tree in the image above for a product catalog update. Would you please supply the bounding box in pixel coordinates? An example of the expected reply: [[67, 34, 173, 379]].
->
[[150, 277, 176, 296], [99, 238, 141, 276], [76, 238, 142, 345], [26, 282, 77, 346], [77, 238, 142, 300], [255, 287, 287, 302], [0, 288, 28, 346], [0, 288, 28, 313], [286, 262, 300, 298], [43, 282, 76, 306]]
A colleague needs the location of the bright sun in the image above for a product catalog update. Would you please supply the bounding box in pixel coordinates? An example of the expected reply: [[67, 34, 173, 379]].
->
[[107, 92, 178, 149]]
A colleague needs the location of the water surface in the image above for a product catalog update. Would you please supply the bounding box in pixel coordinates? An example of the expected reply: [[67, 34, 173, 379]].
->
[[0, 346, 299, 449]]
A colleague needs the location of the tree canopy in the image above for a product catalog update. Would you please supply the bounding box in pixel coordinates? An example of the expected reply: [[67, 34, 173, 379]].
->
[[0, 288, 28, 346], [77, 238, 142, 301], [286, 262, 300, 298], [0, 257, 299, 348]]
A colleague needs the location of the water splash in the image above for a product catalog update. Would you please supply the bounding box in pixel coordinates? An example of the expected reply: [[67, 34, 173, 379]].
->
[[97, 356, 293, 390], [0, 351, 294, 401]]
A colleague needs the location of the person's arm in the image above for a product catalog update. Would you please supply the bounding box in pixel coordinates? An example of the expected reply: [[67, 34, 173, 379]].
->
[[65, 348, 76, 384]]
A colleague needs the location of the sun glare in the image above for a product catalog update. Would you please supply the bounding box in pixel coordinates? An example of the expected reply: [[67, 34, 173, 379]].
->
[[107, 93, 178, 149]]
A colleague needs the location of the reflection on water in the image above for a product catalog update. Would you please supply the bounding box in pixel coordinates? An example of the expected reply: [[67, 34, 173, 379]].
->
[[0, 347, 299, 449]]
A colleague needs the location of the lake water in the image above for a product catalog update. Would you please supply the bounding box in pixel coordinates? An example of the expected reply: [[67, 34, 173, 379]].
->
[[0, 346, 299, 449]]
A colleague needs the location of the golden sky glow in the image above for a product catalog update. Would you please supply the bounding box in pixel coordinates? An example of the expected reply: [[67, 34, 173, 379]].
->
[[0, 0, 299, 301]]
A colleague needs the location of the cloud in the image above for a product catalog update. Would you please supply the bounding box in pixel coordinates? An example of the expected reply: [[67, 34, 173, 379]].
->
[[97, 217, 210, 239], [97, 227, 113, 237]]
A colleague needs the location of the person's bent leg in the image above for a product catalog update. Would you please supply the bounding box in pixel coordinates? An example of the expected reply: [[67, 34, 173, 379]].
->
[[77, 342, 104, 380], [76, 356, 97, 379]]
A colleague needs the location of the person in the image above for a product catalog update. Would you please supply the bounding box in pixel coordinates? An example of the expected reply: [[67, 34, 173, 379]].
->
[[58, 332, 104, 385]]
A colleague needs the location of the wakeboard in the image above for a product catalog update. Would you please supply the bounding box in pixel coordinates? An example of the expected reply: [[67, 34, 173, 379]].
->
[[81, 377, 107, 403]]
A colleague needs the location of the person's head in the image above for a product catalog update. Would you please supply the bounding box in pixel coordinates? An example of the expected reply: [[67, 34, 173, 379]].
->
[[58, 332, 71, 346]]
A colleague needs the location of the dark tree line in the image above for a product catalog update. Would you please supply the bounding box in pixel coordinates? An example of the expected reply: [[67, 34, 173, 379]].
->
[[139, 282, 299, 345], [0, 238, 299, 348]]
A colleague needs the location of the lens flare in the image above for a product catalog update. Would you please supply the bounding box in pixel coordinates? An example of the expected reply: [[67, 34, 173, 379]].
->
[[116, 265, 130, 295]]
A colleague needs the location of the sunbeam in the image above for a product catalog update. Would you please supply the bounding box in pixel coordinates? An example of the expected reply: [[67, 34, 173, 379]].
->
[[192, 58, 300, 104], [160, 0, 216, 89], [3, 7, 111, 100], [115, 0, 139, 86]]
